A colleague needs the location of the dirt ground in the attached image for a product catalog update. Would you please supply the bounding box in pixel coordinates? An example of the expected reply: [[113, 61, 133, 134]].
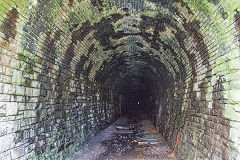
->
[[72, 117, 175, 160]]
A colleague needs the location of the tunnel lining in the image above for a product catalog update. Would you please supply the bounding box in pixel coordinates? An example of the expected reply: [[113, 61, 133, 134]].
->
[[0, 0, 240, 159]]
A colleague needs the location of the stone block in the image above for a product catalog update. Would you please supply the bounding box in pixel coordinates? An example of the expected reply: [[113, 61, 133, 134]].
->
[[26, 87, 33, 97], [0, 94, 11, 101], [24, 110, 36, 118], [30, 81, 39, 88], [12, 70, 22, 85], [0, 65, 4, 74], [18, 103, 26, 110], [224, 104, 240, 121], [0, 83, 3, 93], [14, 96, 24, 102], [0, 152, 7, 160], [11, 146, 25, 159], [0, 134, 14, 152], [235, 106, 240, 112], [26, 103, 37, 110], [5, 67, 13, 76], [6, 102, 18, 116], [24, 78, 31, 87], [6, 120, 20, 133], [3, 84, 16, 94], [32, 89, 40, 97], [224, 90, 240, 103], [29, 97, 38, 103], [0, 122, 7, 136], [0, 75, 12, 83], [0, 108, 6, 117], [0, 54, 11, 66], [10, 58, 20, 69], [229, 127, 239, 142], [0, 102, 7, 111], [16, 86, 25, 96]]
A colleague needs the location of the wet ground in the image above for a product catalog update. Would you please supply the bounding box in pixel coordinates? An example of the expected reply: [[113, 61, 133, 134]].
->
[[73, 117, 175, 160]]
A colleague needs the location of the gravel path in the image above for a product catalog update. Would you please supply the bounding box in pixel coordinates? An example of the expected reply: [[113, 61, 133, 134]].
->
[[73, 117, 175, 160]]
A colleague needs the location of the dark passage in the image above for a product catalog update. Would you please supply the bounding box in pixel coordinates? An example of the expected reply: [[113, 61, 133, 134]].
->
[[119, 75, 160, 121]]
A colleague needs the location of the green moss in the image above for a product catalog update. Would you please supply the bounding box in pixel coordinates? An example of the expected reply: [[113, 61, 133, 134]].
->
[[183, 0, 238, 48], [182, 0, 240, 96], [68, 0, 99, 27], [67, 0, 120, 31], [21, 0, 61, 54], [184, 0, 211, 14], [0, 0, 32, 23], [224, 104, 240, 121], [18, 49, 36, 74], [103, 0, 110, 9]]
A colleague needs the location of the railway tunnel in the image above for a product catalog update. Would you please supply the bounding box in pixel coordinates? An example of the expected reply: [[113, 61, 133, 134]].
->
[[0, 0, 240, 159]]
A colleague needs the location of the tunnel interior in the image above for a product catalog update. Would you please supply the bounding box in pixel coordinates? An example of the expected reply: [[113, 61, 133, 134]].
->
[[0, 0, 240, 159], [118, 74, 160, 119]]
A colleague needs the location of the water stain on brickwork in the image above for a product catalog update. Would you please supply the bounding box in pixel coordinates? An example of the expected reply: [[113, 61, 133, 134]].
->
[[187, 20, 210, 66], [1, 8, 19, 41], [69, 0, 74, 7], [63, 43, 75, 67], [235, 10, 240, 48], [90, 0, 104, 11], [208, 75, 230, 159], [34, 30, 63, 155]]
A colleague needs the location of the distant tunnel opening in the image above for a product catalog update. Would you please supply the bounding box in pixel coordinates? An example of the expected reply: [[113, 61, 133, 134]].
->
[[118, 75, 160, 120]]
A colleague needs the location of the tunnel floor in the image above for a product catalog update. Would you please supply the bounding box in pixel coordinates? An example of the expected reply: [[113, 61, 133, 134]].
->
[[72, 117, 174, 160]]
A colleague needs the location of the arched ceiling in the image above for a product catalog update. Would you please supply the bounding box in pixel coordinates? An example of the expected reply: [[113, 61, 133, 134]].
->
[[2, 0, 239, 90], [68, 0, 193, 88]]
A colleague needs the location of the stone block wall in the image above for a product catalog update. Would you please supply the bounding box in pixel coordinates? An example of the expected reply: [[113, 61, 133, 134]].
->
[[160, 75, 240, 159], [0, 2, 121, 160], [158, 8, 240, 160], [0, 48, 119, 159], [0, 49, 119, 159]]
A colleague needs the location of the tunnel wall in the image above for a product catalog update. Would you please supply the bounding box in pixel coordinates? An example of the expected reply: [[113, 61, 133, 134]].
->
[[0, 34, 119, 159], [158, 11, 240, 160], [0, 1, 121, 159], [160, 77, 240, 159]]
